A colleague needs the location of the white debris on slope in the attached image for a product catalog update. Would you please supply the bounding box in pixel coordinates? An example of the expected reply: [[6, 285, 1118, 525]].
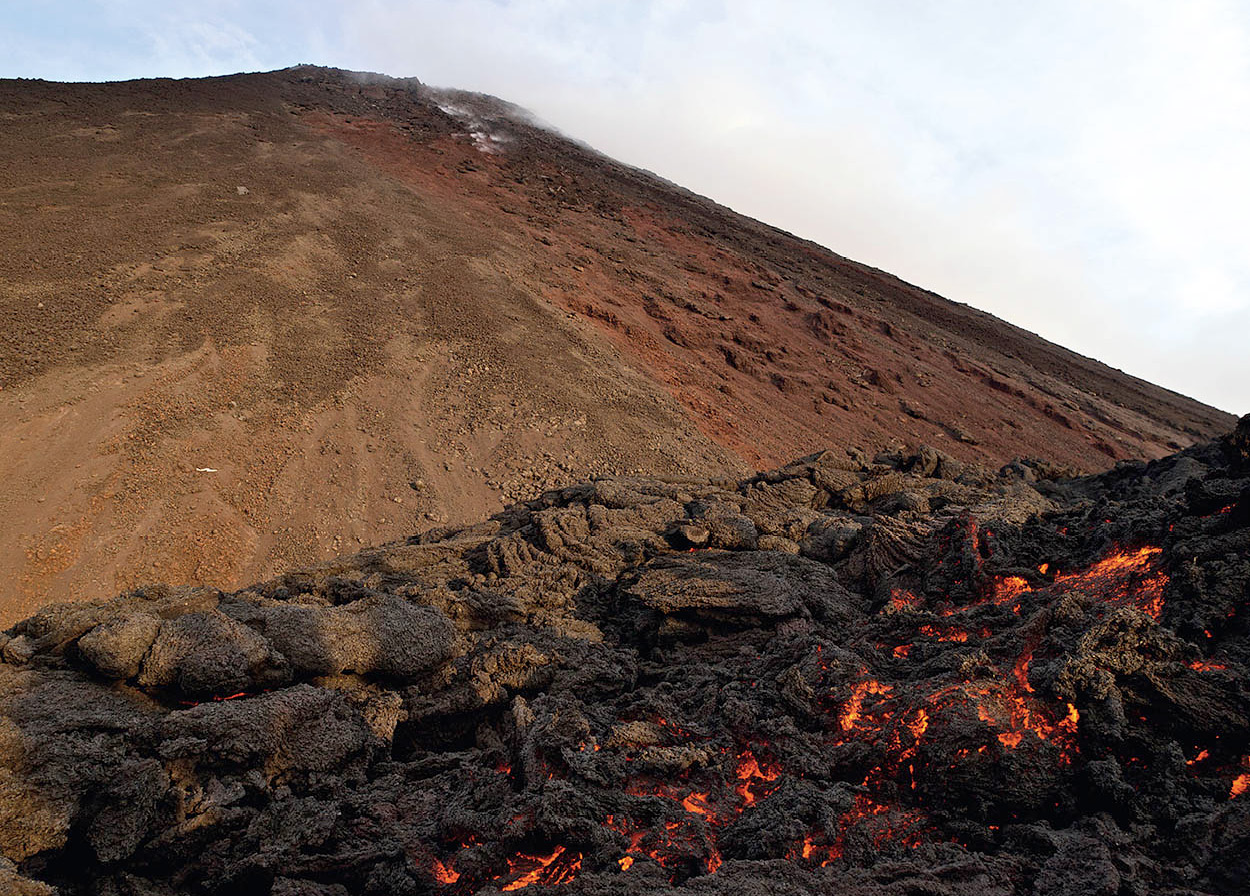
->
[[434, 101, 512, 154]]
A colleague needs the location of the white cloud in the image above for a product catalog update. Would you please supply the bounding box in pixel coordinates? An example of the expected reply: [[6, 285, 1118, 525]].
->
[[140, 17, 263, 76]]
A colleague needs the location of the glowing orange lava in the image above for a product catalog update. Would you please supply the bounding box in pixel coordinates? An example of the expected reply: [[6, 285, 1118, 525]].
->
[[889, 588, 924, 611], [992, 576, 1030, 606], [584, 543, 1173, 880], [941, 544, 1167, 620], [787, 832, 839, 866], [431, 858, 460, 884], [789, 794, 929, 867], [498, 846, 582, 890], [1013, 643, 1036, 694], [681, 792, 711, 815], [705, 848, 723, 874], [735, 748, 781, 805], [179, 690, 254, 707], [919, 624, 969, 642], [906, 708, 930, 742], [931, 673, 1079, 760], [1052, 545, 1168, 619], [1188, 660, 1226, 672], [419, 543, 1186, 888], [840, 677, 893, 732]]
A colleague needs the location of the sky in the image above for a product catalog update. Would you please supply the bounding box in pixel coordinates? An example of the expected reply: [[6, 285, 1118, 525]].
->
[[3, 1, 1247, 414]]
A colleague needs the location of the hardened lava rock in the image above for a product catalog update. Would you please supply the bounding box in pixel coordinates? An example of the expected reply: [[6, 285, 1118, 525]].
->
[[3, 420, 1250, 895]]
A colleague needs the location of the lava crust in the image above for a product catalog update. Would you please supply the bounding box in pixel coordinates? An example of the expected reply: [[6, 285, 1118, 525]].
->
[[2, 419, 1250, 895]]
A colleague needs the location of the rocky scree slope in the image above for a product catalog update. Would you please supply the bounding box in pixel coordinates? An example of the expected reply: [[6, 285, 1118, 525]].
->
[[2, 417, 1250, 894], [0, 65, 1233, 618]]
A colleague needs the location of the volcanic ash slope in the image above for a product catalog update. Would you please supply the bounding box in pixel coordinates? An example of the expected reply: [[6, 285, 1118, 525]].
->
[[0, 66, 1233, 618], [2, 419, 1250, 894]]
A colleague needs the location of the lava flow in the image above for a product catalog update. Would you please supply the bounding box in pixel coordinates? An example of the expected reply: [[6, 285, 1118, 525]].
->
[[498, 847, 582, 891], [431, 540, 1170, 889], [7, 422, 1250, 895], [1051, 545, 1169, 619], [431, 858, 460, 885]]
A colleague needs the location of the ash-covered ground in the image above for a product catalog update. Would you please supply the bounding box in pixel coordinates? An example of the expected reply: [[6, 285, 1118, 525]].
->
[[3, 418, 1249, 896]]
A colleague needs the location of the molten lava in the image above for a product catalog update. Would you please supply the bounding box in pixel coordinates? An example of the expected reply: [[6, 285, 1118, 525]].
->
[[889, 588, 924, 611], [839, 677, 893, 733], [1188, 660, 1226, 672], [788, 794, 930, 868], [1232, 759, 1250, 799], [734, 748, 782, 805], [939, 543, 1169, 622], [498, 846, 582, 891], [431, 858, 460, 885], [992, 575, 1030, 608], [681, 791, 711, 815], [1052, 545, 1169, 620], [919, 623, 969, 642]]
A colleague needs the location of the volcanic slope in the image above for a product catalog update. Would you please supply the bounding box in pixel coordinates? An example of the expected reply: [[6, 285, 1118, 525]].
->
[[0, 66, 1233, 621], [3, 418, 1250, 895]]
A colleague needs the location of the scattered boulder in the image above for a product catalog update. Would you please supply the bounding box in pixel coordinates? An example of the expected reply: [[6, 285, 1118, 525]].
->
[[76, 612, 161, 679], [137, 610, 289, 698], [232, 595, 457, 679]]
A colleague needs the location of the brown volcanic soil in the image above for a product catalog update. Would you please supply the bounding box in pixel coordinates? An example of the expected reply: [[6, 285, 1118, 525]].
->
[[0, 66, 1233, 624]]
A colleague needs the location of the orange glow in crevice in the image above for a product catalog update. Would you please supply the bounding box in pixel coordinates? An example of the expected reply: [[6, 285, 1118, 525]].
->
[[735, 747, 782, 805], [888, 588, 924, 611], [432, 544, 1179, 886], [179, 691, 254, 706], [606, 746, 788, 876], [431, 857, 460, 885], [992, 576, 1031, 609], [681, 791, 711, 815], [839, 676, 893, 733], [919, 624, 970, 642], [1051, 545, 1169, 620], [788, 794, 929, 867], [498, 846, 582, 891], [1188, 660, 1226, 672], [1232, 758, 1250, 799], [940, 544, 1168, 620]]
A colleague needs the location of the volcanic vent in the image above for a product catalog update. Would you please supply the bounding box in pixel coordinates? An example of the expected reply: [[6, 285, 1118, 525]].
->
[[2, 419, 1250, 894]]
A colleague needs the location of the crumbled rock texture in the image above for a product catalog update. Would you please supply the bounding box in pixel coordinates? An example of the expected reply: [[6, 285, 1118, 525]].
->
[[3, 420, 1250, 894]]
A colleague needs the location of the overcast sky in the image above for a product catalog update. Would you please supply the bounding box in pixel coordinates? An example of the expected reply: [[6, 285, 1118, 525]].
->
[[3, 1, 1247, 414]]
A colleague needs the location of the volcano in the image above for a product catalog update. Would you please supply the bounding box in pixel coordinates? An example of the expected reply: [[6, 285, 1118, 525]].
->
[[1, 415, 1248, 894], [0, 66, 1234, 623]]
